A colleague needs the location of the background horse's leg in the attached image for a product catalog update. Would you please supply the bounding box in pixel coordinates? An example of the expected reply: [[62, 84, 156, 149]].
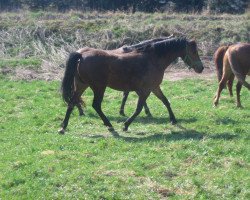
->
[[92, 87, 114, 131], [119, 91, 152, 117], [119, 91, 129, 116], [76, 103, 84, 116], [236, 80, 243, 107], [123, 91, 150, 131], [152, 86, 177, 124], [143, 102, 152, 117], [227, 74, 234, 97]]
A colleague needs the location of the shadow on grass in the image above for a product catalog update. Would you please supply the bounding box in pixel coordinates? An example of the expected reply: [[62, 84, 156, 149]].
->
[[79, 124, 238, 142], [78, 113, 238, 142], [85, 112, 197, 125], [110, 130, 238, 142]]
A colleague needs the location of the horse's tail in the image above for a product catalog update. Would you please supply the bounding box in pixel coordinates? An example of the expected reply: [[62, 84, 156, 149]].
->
[[61, 52, 83, 103], [214, 46, 229, 81], [228, 51, 250, 90]]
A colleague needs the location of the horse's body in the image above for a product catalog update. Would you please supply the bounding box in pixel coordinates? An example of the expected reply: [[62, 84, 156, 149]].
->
[[59, 38, 204, 133], [214, 43, 250, 107], [76, 36, 174, 116]]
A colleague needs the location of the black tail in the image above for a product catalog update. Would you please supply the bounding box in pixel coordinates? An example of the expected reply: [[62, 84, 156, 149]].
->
[[61, 52, 82, 103]]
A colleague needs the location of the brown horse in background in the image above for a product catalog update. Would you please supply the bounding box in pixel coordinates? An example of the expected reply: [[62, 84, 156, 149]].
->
[[214, 43, 250, 107], [75, 36, 174, 117], [214, 45, 234, 96], [59, 38, 204, 134]]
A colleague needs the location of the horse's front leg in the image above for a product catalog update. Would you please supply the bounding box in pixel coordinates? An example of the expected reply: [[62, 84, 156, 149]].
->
[[152, 86, 176, 124], [123, 91, 150, 131], [92, 87, 114, 131]]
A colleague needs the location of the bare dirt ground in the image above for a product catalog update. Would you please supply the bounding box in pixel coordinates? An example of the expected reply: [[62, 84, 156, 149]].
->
[[164, 67, 216, 81]]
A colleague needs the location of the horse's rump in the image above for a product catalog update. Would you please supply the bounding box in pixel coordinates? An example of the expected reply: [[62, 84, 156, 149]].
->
[[214, 45, 229, 81], [226, 43, 250, 89]]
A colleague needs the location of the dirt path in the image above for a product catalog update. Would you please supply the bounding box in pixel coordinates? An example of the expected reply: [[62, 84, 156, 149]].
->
[[164, 68, 216, 81]]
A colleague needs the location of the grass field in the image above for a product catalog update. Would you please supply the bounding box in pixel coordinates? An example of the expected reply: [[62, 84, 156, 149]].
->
[[0, 75, 249, 199]]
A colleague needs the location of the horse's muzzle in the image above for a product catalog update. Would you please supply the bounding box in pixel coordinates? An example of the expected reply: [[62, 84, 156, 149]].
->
[[194, 64, 204, 73]]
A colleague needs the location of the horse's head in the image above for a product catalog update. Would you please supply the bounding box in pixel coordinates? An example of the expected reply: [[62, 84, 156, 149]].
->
[[182, 40, 204, 73]]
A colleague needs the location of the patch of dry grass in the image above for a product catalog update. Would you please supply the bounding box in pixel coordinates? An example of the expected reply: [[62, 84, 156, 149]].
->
[[0, 11, 248, 81]]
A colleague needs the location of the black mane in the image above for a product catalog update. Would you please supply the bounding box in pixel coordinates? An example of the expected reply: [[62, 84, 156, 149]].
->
[[137, 38, 187, 56], [122, 37, 173, 53]]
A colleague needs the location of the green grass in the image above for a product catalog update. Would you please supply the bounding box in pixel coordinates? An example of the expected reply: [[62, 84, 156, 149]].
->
[[0, 77, 249, 199], [0, 58, 42, 69]]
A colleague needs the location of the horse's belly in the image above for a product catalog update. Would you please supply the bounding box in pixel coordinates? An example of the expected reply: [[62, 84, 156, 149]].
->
[[107, 73, 163, 92], [107, 76, 137, 91]]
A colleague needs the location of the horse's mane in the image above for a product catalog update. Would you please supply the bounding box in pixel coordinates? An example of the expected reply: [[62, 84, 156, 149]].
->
[[122, 35, 174, 53], [136, 37, 187, 56]]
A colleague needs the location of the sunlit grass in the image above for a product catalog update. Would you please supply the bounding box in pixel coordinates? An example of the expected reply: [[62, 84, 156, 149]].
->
[[0, 77, 249, 199]]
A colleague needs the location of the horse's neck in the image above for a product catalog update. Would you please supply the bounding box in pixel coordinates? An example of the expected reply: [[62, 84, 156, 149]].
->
[[160, 51, 183, 70]]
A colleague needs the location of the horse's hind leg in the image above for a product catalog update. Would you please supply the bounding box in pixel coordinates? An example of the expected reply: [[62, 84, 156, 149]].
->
[[119, 91, 129, 116], [214, 67, 232, 106], [227, 74, 234, 97], [123, 91, 150, 131], [213, 79, 227, 107], [236, 80, 243, 108], [152, 86, 176, 124], [92, 87, 114, 131], [75, 80, 89, 116], [59, 83, 88, 134], [59, 103, 75, 134]]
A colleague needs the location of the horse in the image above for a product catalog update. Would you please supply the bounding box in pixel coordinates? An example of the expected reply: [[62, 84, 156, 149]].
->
[[59, 38, 204, 134], [214, 45, 234, 96], [214, 43, 250, 107], [75, 35, 174, 117]]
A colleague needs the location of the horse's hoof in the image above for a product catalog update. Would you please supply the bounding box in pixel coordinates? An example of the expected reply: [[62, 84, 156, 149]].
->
[[123, 126, 128, 131], [236, 104, 243, 108], [79, 112, 85, 116], [108, 126, 115, 132], [171, 119, 177, 125], [58, 128, 65, 134], [213, 101, 218, 107], [146, 113, 152, 117]]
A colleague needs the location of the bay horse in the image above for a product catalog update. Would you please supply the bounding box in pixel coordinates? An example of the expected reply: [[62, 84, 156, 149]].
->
[[214, 45, 233, 96], [59, 38, 204, 134], [75, 35, 174, 117], [214, 43, 250, 107]]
